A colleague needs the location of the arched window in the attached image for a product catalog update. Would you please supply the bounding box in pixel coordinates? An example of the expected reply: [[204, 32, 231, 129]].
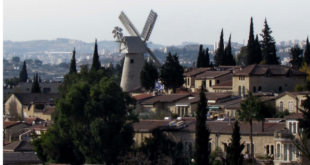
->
[[271, 145, 274, 155], [280, 101, 283, 112], [293, 123, 296, 133], [277, 143, 281, 157], [258, 86, 262, 91], [253, 86, 256, 93], [238, 86, 241, 97], [266, 145, 270, 155], [242, 86, 246, 96], [289, 122, 293, 133], [209, 80, 212, 87], [279, 86, 282, 92]]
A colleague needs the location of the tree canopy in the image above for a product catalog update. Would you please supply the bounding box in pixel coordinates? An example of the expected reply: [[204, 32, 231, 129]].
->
[[214, 29, 225, 66], [224, 34, 236, 66], [289, 44, 304, 70], [140, 61, 159, 92], [260, 18, 279, 65], [246, 17, 256, 65], [159, 52, 184, 93], [31, 73, 41, 93], [304, 37, 310, 65]]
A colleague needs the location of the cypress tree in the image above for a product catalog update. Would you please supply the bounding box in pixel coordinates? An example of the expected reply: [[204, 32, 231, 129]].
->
[[69, 48, 77, 74], [197, 45, 204, 68], [19, 61, 28, 82], [204, 48, 210, 67], [289, 45, 304, 70], [225, 34, 236, 66], [91, 39, 101, 71], [214, 29, 225, 66], [260, 18, 280, 64], [31, 73, 41, 93], [194, 85, 210, 165], [254, 34, 262, 64], [304, 37, 310, 65], [140, 61, 159, 93], [222, 121, 245, 165], [246, 17, 255, 65]]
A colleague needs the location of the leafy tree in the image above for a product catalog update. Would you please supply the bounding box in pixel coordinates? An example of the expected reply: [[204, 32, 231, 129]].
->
[[34, 59, 43, 65], [254, 34, 263, 64], [91, 39, 101, 71], [236, 46, 247, 65], [140, 61, 159, 92], [33, 66, 137, 165], [139, 127, 183, 165], [11, 56, 20, 63], [222, 121, 245, 165], [4, 77, 20, 86], [246, 17, 256, 65], [224, 34, 236, 66], [304, 37, 310, 65], [194, 86, 210, 165], [69, 48, 77, 74], [214, 29, 225, 66], [19, 61, 28, 82], [289, 44, 304, 69], [31, 73, 41, 93], [159, 52, 184, 93], [204, 48, 210, 67], [260, 18, 280, 65], [237, 93, 264, 163]]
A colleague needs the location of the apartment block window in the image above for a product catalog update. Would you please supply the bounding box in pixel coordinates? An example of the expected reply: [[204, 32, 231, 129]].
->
[[239, 76, 245, 81]]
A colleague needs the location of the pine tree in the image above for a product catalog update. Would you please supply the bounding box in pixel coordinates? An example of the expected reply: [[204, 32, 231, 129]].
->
[[194, 86, 210, 165], [222, 121, 245, 165], [214, 29, 225, 66], [289, 45, 304, 70], [246, 17, 255, 65], [19, 61, 28, 82], [31, 73, 41, 93], [91, 39, 101, 71], [304, 37, 310, 65], [140, 61, 159, 92], [254, 34, 262, 64], [260, 18, 280, 64], [204, 48, 210, 67], [225, 34, 236, 66], [69, 48, 77, 74], [159, 52, 184, 93]]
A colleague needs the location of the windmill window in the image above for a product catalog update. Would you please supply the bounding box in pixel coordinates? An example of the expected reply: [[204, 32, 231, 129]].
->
[[130, 59, 134, 63]]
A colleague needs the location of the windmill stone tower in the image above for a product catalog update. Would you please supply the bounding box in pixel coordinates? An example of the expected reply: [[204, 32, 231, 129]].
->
[[114, 10, 161, 92]]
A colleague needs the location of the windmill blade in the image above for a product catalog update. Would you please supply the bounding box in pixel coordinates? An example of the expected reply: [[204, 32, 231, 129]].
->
[[119, 11, 141, 37], [146, 48, 161, 67], [141, 10, 158, 42]]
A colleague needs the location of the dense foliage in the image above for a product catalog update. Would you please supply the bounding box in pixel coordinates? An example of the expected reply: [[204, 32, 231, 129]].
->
[[33, 65, 138, 165], [31, 73, 41, 93], [214, 29, 225, 66], [140, 61, 159, 92], [4, 77, 20, 86], [224, 34, 236, 65], [304, 37, 310, 65], [289, 45, 304, 69], [159, 52, 184, 93]]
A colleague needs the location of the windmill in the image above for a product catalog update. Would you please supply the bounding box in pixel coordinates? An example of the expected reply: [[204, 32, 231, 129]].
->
[[114, 10, 161, 92]]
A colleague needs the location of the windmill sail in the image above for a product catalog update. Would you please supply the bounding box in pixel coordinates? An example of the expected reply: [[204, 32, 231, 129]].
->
[[119, 11, 141, 37], [141, 10, 158, 42]]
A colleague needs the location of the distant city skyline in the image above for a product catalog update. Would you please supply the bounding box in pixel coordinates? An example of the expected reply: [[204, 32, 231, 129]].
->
[[4, 0, 310, 46]]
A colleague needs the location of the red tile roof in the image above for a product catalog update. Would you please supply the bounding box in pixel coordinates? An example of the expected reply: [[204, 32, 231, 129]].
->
[[195, 71, 231, 79], [43, 107, 55, 115], [212, 80, 232, 89], [3, 121, 22, 128], [285, 113, 303, 120], [140, 94, 191, 104], [233, 64, 306, 76], [132, 94, 154, 101], [183, 68, 210, 77]]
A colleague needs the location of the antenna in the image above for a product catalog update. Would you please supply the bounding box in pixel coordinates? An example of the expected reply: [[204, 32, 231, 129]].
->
[[119, 11, 141, 37], [141, 10, 158, 42]]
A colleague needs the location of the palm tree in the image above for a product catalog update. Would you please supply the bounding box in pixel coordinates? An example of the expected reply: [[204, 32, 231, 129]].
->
[[237, 92, 264, 163]]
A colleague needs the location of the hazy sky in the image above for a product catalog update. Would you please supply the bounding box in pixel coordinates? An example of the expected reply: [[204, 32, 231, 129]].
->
[[3, 0, 310, 46]]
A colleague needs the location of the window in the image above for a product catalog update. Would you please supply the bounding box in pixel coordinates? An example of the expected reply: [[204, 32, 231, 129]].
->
[[289, 144, 293, 161], [242, 86, 246, 96], [253, 86, 256, 93], [216, 80, 220, 84], [289, 122, 293, 133], [279, 86, 282, 92], [280, 101, 284, 112], [130, 59, 134, 63], [188, 78, 190, 86], [271, 145, 274, 155], [238, 86, 241, 97], [266, 145, 270, 155], [293, 123, 296, 133], [277, 143, 281, 157], [209, 80, 212, 87], [284, 144, 288, 160], [289, 101, 294, 111], [239, 76, 245, 81], [258, 86, 262, 91]]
